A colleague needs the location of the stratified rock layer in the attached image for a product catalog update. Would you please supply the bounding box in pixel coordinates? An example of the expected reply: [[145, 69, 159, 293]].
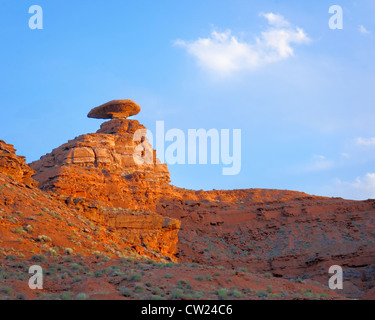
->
[[156, 189, 375, 298], [30, 119, 171, 211]]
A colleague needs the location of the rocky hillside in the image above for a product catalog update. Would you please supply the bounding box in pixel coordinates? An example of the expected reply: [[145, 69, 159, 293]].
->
[[1, 99, 375, 300], [0, 140, 180, 262]]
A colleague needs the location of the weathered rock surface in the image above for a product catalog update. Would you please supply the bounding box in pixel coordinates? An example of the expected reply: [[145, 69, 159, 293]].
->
[[30, 119, 170, 210], [156, 189, 375, 298], [88, 99, 141, 119], [0, 138, 180, 261], [0, 140, 37, 187]]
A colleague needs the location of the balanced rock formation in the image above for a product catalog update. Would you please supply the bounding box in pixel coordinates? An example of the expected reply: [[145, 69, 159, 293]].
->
[[87, 99, 141, 119], [30, 100, 170, 211], [27, 100, 180, 260], [0, 140, 37, 187]]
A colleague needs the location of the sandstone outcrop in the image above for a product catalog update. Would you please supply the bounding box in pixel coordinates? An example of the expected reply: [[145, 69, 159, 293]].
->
[[27, 100, 180, 259], [156, 189, 375, 298], [30, 118, 170, 210], [88, 99, 141, 119], [0, 136, 179, 261], [0, 140, 37, 187]]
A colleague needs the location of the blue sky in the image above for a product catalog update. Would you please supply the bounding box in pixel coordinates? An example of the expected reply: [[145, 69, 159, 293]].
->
[[1, 1, 375, 200]]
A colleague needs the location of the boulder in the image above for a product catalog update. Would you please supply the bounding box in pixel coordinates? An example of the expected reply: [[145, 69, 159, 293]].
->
[[87, 99, 141, 119]]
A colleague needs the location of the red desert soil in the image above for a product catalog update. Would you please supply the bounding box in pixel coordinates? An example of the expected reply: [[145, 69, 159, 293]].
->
[[1, 100, 374, 300]]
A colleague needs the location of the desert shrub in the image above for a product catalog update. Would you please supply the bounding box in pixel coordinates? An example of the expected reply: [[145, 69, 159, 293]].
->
[[94, 269, 104, 278], [70, 263, 82, 271], [165, 273, 173, 279], [152, 287, 161, 295], [76, 293, 89, 300], [48, 248, 58, 256], [295, 277, 303, 283], [176, 280, 193, 293], [256, 290, 268, 298], [65, 248, 74, 255], [129, 273, 142, 282], [72, 276, 82, 283], [12, 227, 24, 235], [169, 289, 184, 300], [25, 225, 34, 233], [119, 286, 132, 297], [63, 256, 73, 263], [191, 291, 203, 299], [1, 287, 12, 295], [16, 293, 27, 300], [59, 292, 74, 300], [303, 292, 315, 298], [195, 275, 205, 281], [216, 288, 229, 300], [263, 273, 272, 279], [5, 255, 17, 261], [230, 289, 243, 298], [31, 254, 47, 263], [37, 235, 52, 242], [134, 286, 145, 293]]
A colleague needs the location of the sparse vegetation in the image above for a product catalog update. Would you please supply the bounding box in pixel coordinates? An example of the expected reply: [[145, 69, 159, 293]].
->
[[129, 273, 142, 282], [119, 286, 132, 297], [76, 293, 89, 300]]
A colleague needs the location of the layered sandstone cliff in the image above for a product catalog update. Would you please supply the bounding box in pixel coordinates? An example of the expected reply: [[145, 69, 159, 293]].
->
[[0, 132, 179, 261]]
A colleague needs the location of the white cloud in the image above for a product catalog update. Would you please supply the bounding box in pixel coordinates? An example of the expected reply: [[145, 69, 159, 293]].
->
[[294, 154, 334, 173], [332, 173, 375, 200], [356, 137, 375, 146], [341, 152, 350, 158], [261, 12, 290, 28], [359, 25, 370, 34], [174, 13, 311, 75], [306, 155, 334, 172]]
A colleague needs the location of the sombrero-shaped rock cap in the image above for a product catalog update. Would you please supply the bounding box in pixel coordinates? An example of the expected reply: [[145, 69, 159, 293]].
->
[[88, 99, 141, 119]]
